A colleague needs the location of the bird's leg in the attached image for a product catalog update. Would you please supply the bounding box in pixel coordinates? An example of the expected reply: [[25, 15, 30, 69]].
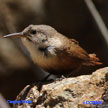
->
[[41, 73, 52, 82], [37, 73, 54, 91]]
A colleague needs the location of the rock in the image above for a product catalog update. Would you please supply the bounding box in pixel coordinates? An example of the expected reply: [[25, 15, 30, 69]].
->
[[14, 67, 108, 108]]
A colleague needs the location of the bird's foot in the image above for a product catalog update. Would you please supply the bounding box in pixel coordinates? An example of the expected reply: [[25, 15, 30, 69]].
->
[[55, 75, 66, 81]]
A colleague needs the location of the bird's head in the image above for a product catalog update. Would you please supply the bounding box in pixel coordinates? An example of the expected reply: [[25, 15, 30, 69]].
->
[[4, 25, 63, 55]]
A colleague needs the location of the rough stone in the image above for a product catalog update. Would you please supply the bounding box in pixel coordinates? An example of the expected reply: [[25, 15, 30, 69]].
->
[[15, 67, 108, 108]]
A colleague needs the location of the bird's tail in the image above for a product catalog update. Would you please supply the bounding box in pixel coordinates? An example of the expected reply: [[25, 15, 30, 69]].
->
[[83, 53, 102, 66]]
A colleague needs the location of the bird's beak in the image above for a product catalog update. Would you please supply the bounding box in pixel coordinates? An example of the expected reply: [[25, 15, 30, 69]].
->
[[3, 32, 25, 38]]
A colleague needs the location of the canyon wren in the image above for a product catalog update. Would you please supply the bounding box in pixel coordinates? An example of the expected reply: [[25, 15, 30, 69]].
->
[[4, 25, 102, 76]]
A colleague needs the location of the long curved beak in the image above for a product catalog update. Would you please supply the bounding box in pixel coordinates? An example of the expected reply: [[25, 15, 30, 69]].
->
[[3, 32, 25, 38]]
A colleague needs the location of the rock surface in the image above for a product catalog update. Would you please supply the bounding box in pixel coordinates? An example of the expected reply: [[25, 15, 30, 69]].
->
[[15, 67, 108, 108]]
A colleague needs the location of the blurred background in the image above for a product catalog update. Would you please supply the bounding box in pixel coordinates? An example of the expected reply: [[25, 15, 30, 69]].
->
[[0, 0, 108, 105]]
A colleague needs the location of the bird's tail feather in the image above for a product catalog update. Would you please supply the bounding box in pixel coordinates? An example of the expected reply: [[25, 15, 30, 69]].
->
[[83, 53, 102, 66]]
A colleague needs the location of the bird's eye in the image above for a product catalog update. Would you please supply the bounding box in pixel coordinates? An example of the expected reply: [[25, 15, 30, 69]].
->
[[30, 30, 36, 35]]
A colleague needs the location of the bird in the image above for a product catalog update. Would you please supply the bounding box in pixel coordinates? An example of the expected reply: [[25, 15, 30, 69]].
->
[[3, 24, 102, 77]]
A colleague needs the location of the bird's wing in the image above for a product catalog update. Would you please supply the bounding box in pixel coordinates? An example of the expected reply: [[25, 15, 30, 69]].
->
[[70, 39, 79, 44], [63, 38, 90, 61]]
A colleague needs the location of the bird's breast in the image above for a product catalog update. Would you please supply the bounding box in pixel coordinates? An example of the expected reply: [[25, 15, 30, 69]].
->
[[21, 37, 59, 68]]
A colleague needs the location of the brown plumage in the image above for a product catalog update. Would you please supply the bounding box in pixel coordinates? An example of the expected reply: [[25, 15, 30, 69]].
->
[[3, 25, 102, 76]]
